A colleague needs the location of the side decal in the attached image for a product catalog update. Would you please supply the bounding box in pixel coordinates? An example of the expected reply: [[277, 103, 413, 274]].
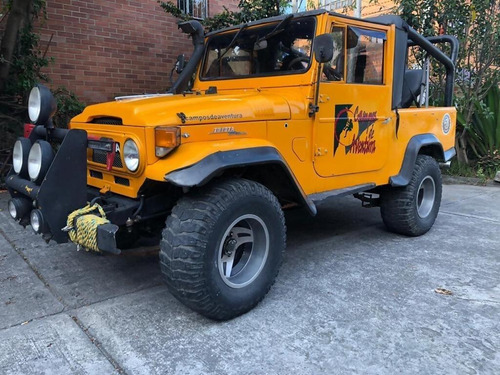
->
[[333, 104, 378, 155]]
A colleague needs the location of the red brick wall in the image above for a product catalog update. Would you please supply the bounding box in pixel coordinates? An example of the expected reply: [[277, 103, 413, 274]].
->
[[37, 0, 238, 104], [209, 0, 239, 14]]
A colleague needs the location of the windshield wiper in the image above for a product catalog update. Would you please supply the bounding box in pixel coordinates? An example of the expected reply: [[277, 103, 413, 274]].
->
[[217, 23, 249, 62], [256, 14, 293, 43]]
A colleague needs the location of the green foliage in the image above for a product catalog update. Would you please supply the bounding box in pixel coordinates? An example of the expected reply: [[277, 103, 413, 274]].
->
[[52, 87, 86, 128], [463, 84, 500, 159], [445, 159, 496, 181], [3, 23, 51, 96], [396, 0, 500, 166], [158, 0, 289, 31], [0, 0, 85, 149], [158, 1, 185, 20], [1, 0, 49, 150]]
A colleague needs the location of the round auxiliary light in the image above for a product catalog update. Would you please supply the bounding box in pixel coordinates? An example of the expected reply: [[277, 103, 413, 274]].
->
[[28, 140, 54, 183], [30, 209, 45, 234], [123, 139, 140, 172], [28, 84, 57, 126], [8, 200, 17, 219], [8, 198, 32, 221], [12, 137, 31, 176]]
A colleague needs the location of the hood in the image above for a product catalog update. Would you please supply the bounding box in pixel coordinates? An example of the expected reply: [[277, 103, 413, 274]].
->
[[71, 92, 291, 126]]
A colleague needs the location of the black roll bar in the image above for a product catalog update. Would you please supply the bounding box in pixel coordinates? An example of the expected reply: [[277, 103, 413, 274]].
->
[[407, 31, 459, 107]]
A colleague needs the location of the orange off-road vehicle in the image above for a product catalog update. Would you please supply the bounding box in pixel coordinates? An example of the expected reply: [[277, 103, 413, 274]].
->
[[6, 10, 458, 320]]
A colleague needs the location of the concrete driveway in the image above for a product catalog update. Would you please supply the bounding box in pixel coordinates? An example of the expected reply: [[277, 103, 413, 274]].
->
[[0, 183, 499, 375]]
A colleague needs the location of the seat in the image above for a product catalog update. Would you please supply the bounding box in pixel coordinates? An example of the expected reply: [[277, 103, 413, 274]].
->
[[401, 69, 423, 108]]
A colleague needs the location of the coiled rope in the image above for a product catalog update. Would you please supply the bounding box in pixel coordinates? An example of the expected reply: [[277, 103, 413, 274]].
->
[[66, 203, 109, 252]]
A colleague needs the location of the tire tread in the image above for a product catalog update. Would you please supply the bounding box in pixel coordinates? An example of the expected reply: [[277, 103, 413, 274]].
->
[[160, 178, 286, 320]]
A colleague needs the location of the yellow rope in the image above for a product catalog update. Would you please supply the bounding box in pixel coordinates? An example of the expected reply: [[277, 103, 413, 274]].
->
[[66, 203, 109, 252]]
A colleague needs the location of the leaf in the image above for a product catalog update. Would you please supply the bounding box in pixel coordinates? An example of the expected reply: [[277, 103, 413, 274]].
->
[[435, 287, 453, 295]]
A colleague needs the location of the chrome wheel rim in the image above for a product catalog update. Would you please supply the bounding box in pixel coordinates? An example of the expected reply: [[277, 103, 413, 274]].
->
[[218, 214, 269, 289], [416, 176, 436, 218]]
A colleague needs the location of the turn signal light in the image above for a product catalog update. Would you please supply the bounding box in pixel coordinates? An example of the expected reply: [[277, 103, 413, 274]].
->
[[155, 127, 180, 157]]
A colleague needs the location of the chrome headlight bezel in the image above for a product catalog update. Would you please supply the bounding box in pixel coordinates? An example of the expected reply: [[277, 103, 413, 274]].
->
[[30, 209, 46, 234], [12, 137, 31, 176], [123, 139, 140, 172], [28, 140, 54, 183]]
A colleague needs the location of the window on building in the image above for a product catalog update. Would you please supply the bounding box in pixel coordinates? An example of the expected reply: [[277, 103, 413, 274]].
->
[[322, 26, 345, 81], [346, 27, 385, 84], [178, 0, 207, 19]]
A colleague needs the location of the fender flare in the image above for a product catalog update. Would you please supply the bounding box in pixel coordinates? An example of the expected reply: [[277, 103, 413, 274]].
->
[[390, 134, 456, 187], [164, 146, 317, 215]]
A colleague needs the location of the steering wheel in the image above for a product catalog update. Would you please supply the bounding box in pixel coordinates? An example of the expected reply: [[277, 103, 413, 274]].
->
[[286, 56, 309, 70]]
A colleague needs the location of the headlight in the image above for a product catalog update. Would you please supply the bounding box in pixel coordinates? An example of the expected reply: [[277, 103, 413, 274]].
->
[[28, 84, 57, 125], [123, 139, 140, 172], [28, 86, 41, 123], [28, 140, 54, 183], [12, 138, 31, 175]]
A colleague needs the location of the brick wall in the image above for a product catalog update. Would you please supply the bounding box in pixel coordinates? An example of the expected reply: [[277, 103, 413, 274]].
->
[[209, 0, 239, 14], [37, 0, 238, 104]]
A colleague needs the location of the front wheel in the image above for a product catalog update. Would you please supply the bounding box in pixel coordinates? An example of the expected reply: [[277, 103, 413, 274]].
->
[[160, 178, 286, 320], [380, 155, 442, 236]]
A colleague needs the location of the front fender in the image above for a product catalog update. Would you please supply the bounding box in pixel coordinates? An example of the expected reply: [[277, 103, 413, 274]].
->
[[148, 140, 316, 215]]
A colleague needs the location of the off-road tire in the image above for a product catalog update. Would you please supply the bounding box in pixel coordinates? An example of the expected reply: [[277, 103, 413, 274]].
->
[[160, 178, 286, 320], [380, 155, 442, 236]]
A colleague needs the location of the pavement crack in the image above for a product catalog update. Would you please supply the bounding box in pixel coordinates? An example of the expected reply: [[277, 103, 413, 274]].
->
[[440, 210, 500, 224], [62, 283, 164, 316], [0, 306, 66, 332], [70, 314, 129, 375], [0, 227, 70, 309], [454, 297, 500, 305]]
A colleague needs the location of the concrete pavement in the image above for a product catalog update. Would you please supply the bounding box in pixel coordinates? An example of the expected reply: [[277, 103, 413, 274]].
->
[[0, 183, 499, 374]]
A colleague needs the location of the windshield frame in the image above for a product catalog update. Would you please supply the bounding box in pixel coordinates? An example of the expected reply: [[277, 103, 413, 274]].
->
[[199, 16, 318, 82]]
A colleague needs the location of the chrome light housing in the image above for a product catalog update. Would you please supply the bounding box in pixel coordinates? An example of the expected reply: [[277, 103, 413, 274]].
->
[[28, 140, 54, 183], [8, 198, 31, 221], [123, 139, 140, 172], [12, 138, 31, 175], [28, 84, 57, 126]]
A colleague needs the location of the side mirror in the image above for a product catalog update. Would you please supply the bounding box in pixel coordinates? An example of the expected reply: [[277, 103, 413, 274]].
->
[[314, 34, 334, 63], [175, 54, 186, 74]]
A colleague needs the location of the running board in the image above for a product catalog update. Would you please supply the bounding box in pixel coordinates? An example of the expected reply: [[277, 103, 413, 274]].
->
[[308, 183, 376, 203]]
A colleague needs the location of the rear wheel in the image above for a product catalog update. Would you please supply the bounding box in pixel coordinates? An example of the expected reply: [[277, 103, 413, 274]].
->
[[380, 155, 442, 236], [160, 178, 286, 320]]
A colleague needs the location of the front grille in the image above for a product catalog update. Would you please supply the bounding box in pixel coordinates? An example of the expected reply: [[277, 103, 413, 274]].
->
[[89, 170, 103, 179], [92, 149, 123, 168], [90, 117, 123, 125], [114, 176, 130, 186]]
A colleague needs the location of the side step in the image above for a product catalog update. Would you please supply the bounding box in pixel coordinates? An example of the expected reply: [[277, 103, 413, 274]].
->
[[308, 183, 376, 203]]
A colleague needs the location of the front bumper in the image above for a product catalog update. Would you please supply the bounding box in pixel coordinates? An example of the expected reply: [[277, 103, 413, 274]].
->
[[6, 127, 120, 253]]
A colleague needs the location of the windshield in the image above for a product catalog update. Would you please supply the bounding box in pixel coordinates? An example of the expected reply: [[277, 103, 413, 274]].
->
[[200, 17, 316, 80]]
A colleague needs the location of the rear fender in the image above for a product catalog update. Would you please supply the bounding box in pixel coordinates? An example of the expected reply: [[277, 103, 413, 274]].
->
[[390, 134, 455, 187]]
